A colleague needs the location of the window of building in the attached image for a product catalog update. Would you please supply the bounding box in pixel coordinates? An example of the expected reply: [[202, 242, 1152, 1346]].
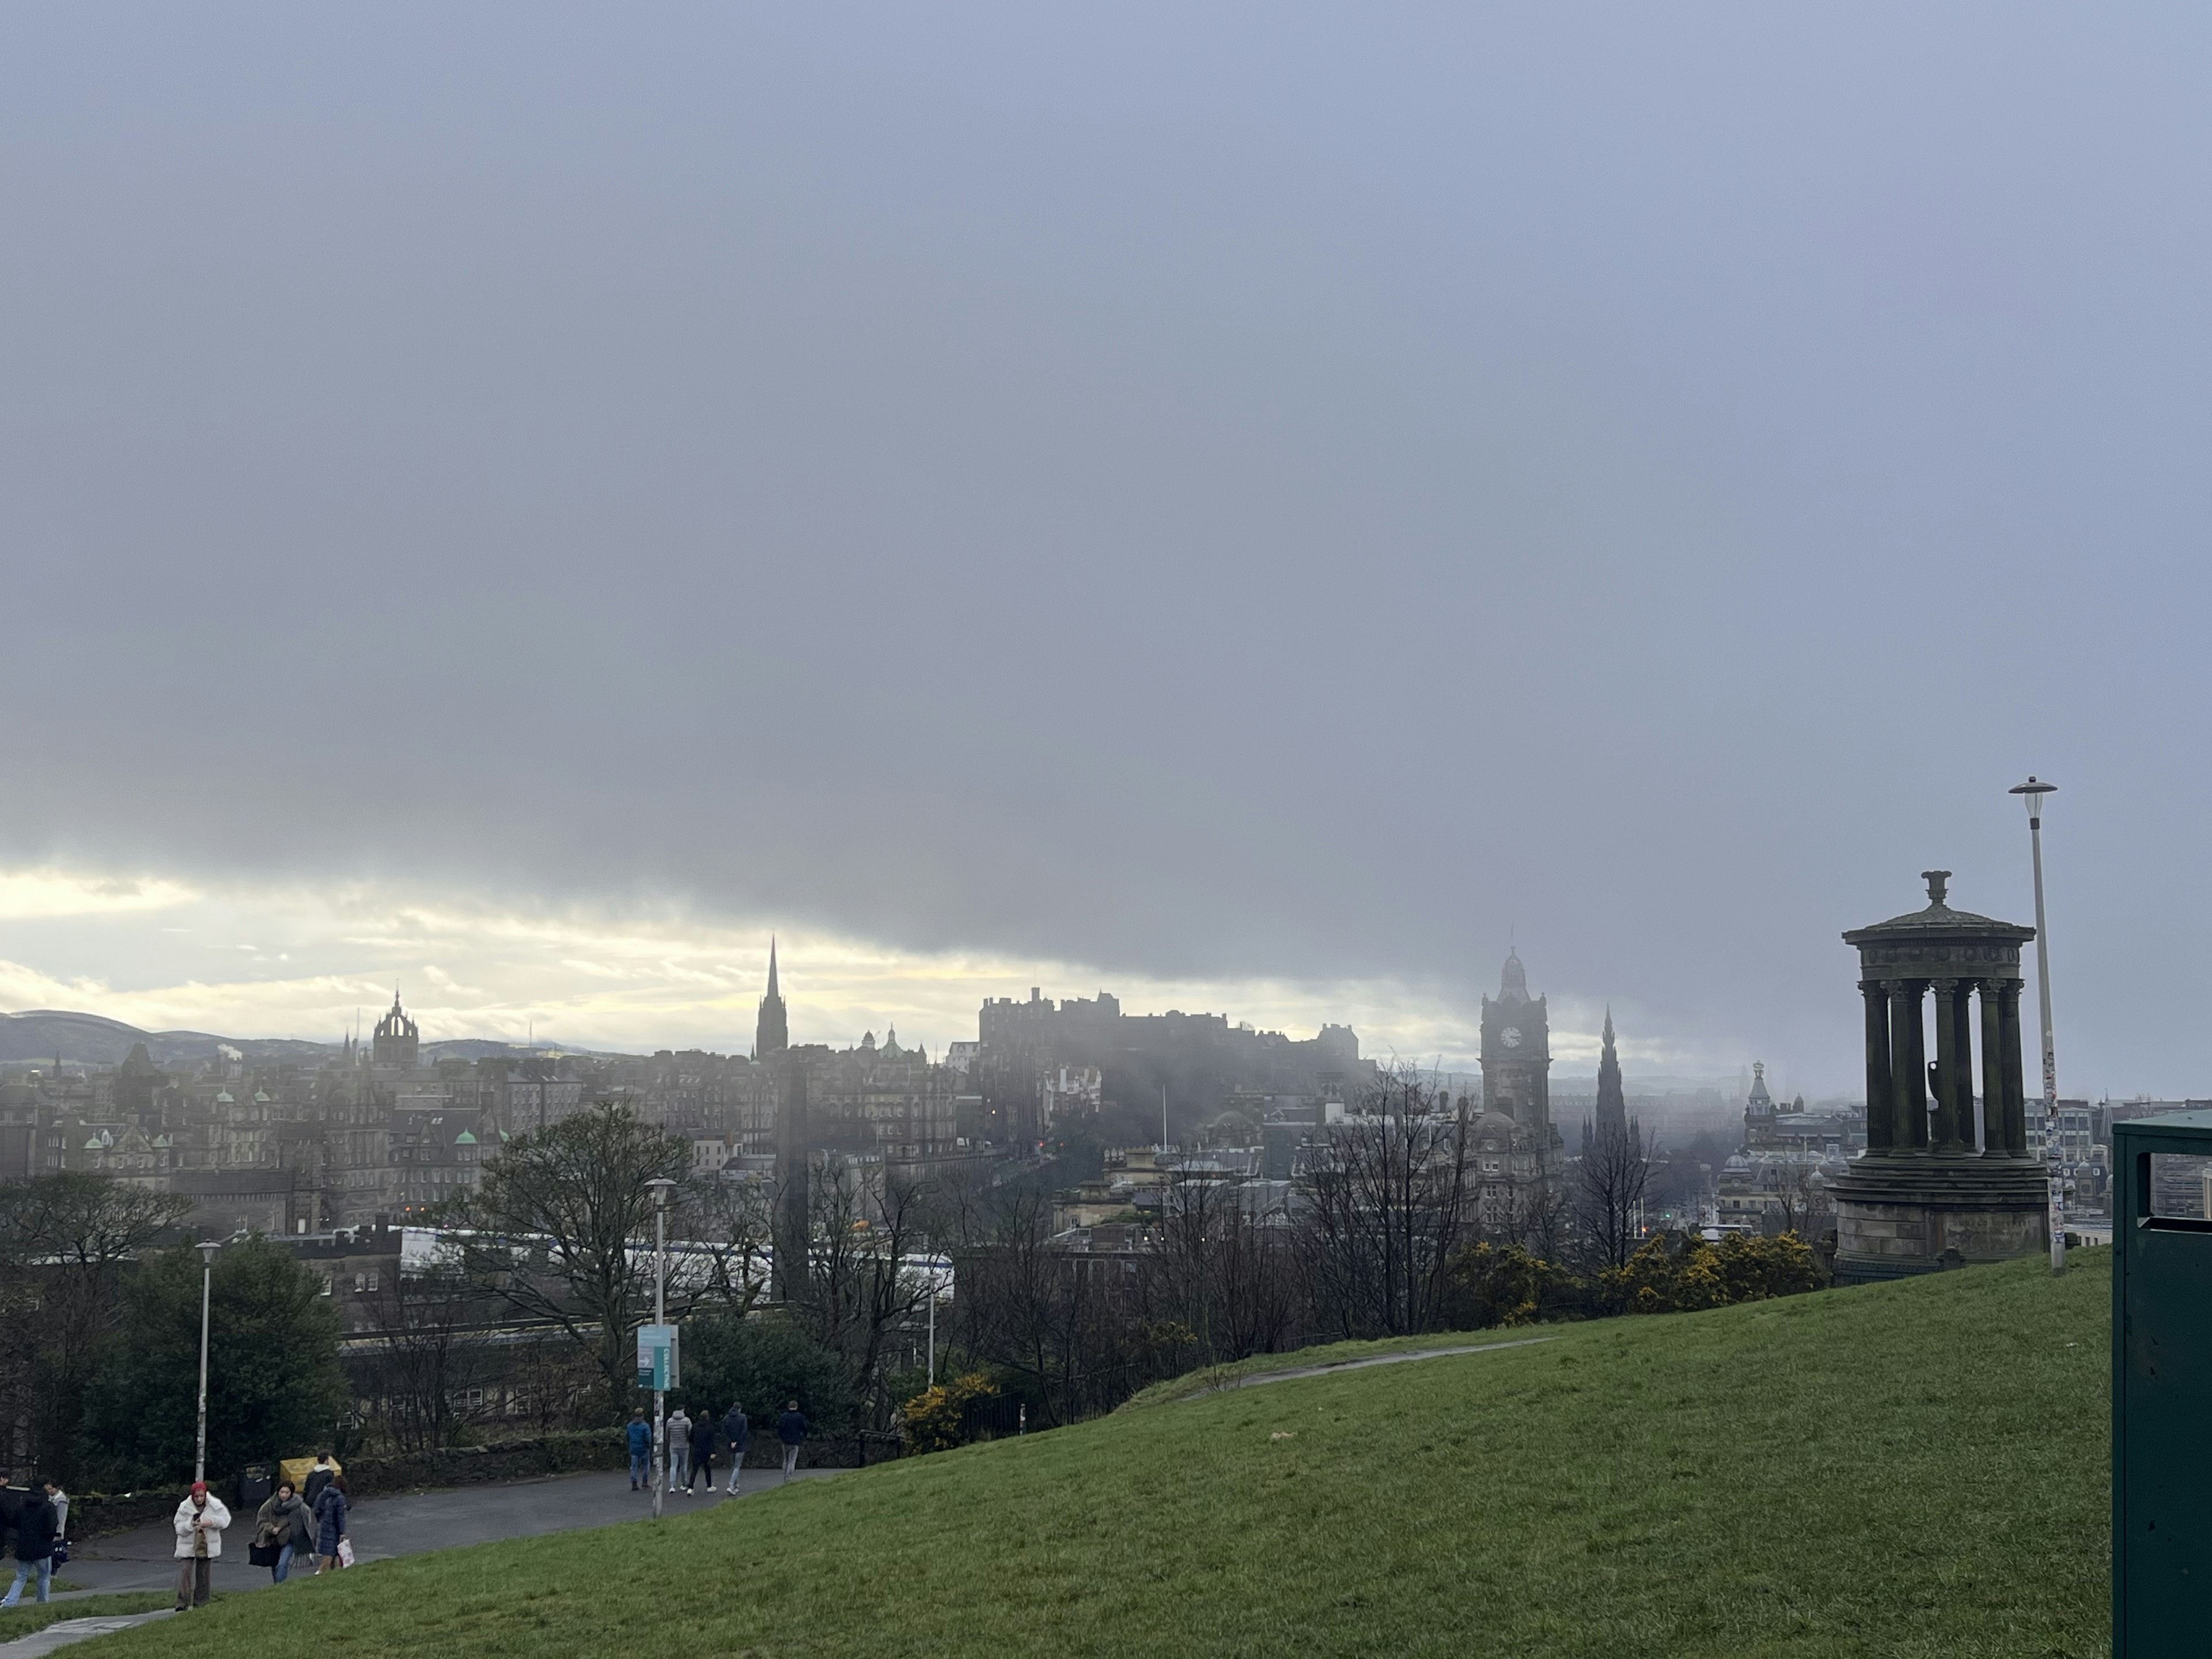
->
[[353, 1273, 365, 1292]]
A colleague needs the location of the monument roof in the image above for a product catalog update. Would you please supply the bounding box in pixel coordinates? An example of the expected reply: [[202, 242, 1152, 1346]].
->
[[1842, 870, 2034, 947]]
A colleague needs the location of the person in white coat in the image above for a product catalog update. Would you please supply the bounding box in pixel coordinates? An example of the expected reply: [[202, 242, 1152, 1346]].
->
[[172, 1481, 230, 1611]]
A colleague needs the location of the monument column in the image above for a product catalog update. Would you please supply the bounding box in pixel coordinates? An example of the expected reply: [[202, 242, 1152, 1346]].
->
[[1930, 978, 1965, 1152], [1889, 980, 1928, 1151], [1978, 980, 2006, 1156], [1951, 978, 1979, 1150], [1997, 980, 2028, 1155], [1861, 981, 1894, 1153]]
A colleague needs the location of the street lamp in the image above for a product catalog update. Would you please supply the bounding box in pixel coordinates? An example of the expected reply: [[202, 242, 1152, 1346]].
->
[[646, 1177, 677, 1521], [193, 1240, 220, 1484], [916, 1233, 945, 1387], [2009, 775, 2064, 1274]]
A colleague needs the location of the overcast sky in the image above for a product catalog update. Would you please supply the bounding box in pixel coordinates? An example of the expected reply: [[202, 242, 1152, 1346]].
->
[[2, 6, 2207, 1096]]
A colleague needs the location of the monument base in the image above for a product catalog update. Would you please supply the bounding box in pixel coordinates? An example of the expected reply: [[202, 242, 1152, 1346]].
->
[[1828, 1154, 2050, 1287]]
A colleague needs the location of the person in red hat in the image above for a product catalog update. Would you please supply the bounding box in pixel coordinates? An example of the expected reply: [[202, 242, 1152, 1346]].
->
[[171, 1480, 231, 1611]]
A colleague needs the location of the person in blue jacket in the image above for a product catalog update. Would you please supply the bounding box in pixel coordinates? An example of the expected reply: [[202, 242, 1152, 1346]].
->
[[626, 1409, 653, 1491]]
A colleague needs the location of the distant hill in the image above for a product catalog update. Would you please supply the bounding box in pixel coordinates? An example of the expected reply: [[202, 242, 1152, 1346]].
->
[[0, 1009, 632, 1069], [0, 1010, 335, 1067]]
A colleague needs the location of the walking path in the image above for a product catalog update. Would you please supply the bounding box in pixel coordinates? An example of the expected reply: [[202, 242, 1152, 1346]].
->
[[4, 1464, 849, 1652], [1184, 1335, 1555, 1398]]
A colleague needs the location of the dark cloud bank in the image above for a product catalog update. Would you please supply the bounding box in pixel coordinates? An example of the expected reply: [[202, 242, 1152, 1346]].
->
[[3, 6, 2209, 1092]]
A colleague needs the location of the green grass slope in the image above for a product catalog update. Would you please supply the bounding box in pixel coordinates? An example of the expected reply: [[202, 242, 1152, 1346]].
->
[[96, 1257, 2110, 1659]]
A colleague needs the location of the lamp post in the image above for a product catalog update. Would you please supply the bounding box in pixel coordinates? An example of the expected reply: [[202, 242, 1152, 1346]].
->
[[918, 1234, 944, 1387], [193, 1240, 219, 1484], [2010, 775, 2063, 1274], [647, 1176, 676, 1521]]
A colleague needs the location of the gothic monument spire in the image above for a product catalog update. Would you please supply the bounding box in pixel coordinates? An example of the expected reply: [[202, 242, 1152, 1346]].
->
[[756, 937, 789, 1058], [1595, 1005, 1627, 1135]]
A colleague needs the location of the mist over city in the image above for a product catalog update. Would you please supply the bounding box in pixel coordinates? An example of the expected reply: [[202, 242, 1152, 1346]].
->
[[0, 8, 2198, 1652]]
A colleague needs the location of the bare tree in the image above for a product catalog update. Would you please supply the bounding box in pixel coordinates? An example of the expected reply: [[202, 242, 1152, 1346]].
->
[[449, 1099, 761, 1415], [1768, 1156, 1832, 1240], [1154, 1171, 1300, 1363], [790, 1157, 932, 1422], [354, 1267, 494, 1450], [1296, 1071, 1476, 1339], [1573, 1115, 1650, 1269]]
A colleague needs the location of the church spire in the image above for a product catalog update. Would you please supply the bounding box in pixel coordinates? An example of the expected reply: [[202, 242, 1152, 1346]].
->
[[756, 937, 790, 1059]]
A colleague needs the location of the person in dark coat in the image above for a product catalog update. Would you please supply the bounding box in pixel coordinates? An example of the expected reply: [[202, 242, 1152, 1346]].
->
[[626, 1409, 652, 1490], [255, 1482, 315, 1584], [312, 1475, 349, 1574], [686, 1409, 717, 1494], [0, 1472, 21, 1554], [0, 1483, 55, 1607], [302, 1453, 339, 1507], [777, 1401, 807, 1484], [721, 1403, 751, 1495]]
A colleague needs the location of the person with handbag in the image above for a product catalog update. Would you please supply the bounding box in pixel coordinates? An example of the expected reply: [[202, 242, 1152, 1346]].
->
[[171, 1481, 230, 1612], [312, 1474, 349, 1574], [0, 1481, 56, 1607], [39, 1482, 66, 1562], [253, 1481, 313, 1583]]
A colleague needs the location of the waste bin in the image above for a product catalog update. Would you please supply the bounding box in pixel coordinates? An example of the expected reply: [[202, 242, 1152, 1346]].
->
[[2112, 1109, 2212, 1657], [236, 1463, 274, 1511]]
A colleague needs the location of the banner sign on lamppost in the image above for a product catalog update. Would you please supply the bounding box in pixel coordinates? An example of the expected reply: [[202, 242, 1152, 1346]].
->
[[637, 1323, 679, 1391]]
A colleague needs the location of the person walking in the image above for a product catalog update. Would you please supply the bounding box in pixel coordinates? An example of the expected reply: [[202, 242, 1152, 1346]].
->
[[302, 1452, 339, 1508], [686, 1406, 716, 1495], [721, 1402, 750, 1495], [311, 1474, 349, 1574], [255, 1480, 313, 1584], [40, 1480, 67, 1565], [666, 1405, 692, 1494], [171, 1480, 230, 1611], [0, 1479, 56, 1607], [777, 1400, 807, 1484], [626, 1408, 652, 1491]]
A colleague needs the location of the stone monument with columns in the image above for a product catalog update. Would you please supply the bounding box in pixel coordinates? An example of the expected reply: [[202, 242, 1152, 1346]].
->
[[1828, 870, 2048, 1285]]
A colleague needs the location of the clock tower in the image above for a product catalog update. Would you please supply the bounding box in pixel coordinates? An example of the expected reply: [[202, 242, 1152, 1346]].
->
[[1480, 948, 1553, 1146]]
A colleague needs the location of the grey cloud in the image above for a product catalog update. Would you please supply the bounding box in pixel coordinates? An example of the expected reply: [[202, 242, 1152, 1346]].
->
[[3, 5, 2209, 1091]]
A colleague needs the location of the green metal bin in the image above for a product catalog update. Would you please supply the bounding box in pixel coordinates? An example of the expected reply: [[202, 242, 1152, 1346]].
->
[[2113, 1109, 2212, 1657]]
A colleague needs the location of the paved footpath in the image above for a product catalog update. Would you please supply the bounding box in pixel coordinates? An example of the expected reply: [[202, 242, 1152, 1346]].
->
[[6, 1464, 849, 1652], [1187, 1335, 1555, 1398]]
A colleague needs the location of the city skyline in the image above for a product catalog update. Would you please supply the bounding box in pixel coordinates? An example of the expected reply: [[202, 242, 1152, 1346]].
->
[[0, 863, 2002, 1106]]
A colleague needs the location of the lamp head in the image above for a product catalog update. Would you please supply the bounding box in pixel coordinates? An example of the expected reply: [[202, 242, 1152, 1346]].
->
[[196, 1240, 220, 1268], [2009, 775, 2056, 823], [646, 1176, 678, 1207]]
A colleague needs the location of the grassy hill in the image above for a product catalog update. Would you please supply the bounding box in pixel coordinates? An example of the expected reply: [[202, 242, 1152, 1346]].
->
[[97, 1256, 2110, 1659]]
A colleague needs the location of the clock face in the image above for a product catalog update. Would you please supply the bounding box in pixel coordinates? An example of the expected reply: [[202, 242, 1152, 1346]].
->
[[1502, 1027, 1522, 1049]]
